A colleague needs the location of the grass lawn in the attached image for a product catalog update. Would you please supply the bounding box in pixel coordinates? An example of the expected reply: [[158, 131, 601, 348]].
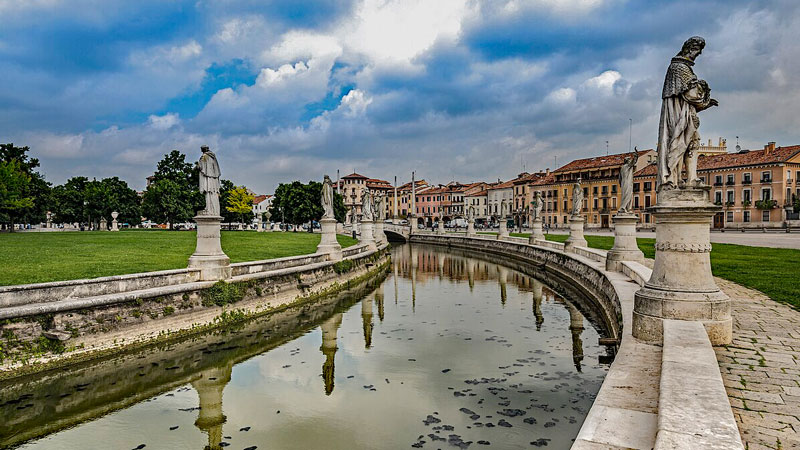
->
[[0, 230, 358, 286], [509, 232, 800, 310]]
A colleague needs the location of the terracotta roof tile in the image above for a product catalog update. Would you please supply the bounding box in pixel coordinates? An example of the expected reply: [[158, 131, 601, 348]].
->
[[553, 150, 653, 173], [698, 145, 800, 170], [343, 172, 368, 179], [634, 163, 657, 177]]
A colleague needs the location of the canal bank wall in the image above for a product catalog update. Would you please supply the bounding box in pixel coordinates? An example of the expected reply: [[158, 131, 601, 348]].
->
[[409, 232, 743, 450], [0, 243, 390, 380]]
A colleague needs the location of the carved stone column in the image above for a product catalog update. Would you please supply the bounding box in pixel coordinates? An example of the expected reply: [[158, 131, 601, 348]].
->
[[564, 215, 587, 251], [373, 219, 387, 245], [437, 219, 445, 235], [633, 188, 731, 345], [466, 217, 476, 237], [110, 211, 119, 232], [316, 217, 342, 261], [498, 218, 509, 239], [359, 219, 376, 250], [189, 215, 231, 281], [529, 218, 545, 244], [606, 213, 645, 271]]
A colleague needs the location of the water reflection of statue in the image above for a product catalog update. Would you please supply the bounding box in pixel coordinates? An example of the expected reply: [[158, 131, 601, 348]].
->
[[320, 313, 343, 395], [375, 285, 385, 322], [657, 36, 718, 190], [361, 192, 374, 222], [571, 179, 583, 217], [197, 146, 222, 216], [321, 175, 335, 220], [191, 363, 233, 450], [567, 303, 585, 372], [498, 266, 508, 306], [618, 149, 639, 213], [532, 279, 544, 331], [362, 296, 373, 348]]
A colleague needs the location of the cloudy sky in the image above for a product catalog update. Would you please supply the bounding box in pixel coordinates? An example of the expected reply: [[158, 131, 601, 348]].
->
[[2, 0, 799, 192]]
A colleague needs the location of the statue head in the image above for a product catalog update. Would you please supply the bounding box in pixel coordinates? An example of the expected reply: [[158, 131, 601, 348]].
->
[[324, 174, 332, 184], [678, 36, 705, 61], [201, 145, 210, 153]]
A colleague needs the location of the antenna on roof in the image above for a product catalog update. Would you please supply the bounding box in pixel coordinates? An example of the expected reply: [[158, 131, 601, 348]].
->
[[629, 118, 632, 153], [606, 140, 609, 156]]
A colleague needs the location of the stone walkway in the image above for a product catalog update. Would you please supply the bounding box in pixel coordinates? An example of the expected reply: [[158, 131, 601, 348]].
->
[[716, 279, 800, 450]]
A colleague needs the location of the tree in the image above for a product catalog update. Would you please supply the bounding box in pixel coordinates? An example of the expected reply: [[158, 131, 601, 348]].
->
[[269, 180, 347, 226], [0, 160, 34, 230], [49, 176, 141, 228], [218, 179, 237, 224], [0, 143, 50, 228], [226, 186, 255, 225], [50, 177, 89, 225], [141, 150, 202, 228], [141, 179, 196, 228]]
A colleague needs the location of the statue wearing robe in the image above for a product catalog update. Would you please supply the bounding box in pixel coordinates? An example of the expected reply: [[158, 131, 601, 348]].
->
[[571, 180, 583, 217], [197, 146, 221, 216], [618, 149, 639, 213], [531, 191, 543, 221], [321, 175, 335, 220], [657, 36, 718, 190], [361, 192, 373, 222]]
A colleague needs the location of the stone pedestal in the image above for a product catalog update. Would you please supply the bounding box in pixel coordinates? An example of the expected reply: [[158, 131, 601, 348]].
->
[[632, 188, 731, 345], [467, 218, 476, 237], [374, 220, 387, 245], [316, 218, 342, 261], [99, 218, 108, 231], [188, 215, 232, 281], [110, 211, 119, 232], [529, 219, 545, 244], [564, 216, 587, 251], [498, 219, 509, 239], [606, 213, 644, 271], [437, 220, 445, 235], [360, 220, 377, 250]]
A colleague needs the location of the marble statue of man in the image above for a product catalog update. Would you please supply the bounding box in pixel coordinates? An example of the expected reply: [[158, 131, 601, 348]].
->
[[321, 175, 335, 220], [373, 193, 383, 221], [571, 179, 584, 217], [361, 191, 373, 221], [379, 194, 387, 221], [618, 148, 639, 213], [531, 191, 543, 221], [657, 36, 718, 190], [197, 145, 221, 216]]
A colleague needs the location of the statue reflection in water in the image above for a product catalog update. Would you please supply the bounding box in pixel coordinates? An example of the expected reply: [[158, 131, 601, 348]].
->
[[362, 295, 373, 348], [376, 285, 385, 322], [191, 362, 233, 450], [320, 313, 343, 395], [532, 279, 545, 331], [567, 303, 585, 372], [498, 266, 508, 306]]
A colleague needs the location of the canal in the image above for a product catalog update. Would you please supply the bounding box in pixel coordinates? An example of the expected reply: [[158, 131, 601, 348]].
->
[[1, 244, 613, 449]]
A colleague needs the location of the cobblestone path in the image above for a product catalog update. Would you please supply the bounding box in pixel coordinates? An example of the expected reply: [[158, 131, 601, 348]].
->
[[717, 279, 800, 450]]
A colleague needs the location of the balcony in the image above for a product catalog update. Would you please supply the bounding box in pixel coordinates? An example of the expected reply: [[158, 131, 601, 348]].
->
[[761, 178, 772, 184], [713, 182, 723, 187], [726, 180, 735, 186], [788, 178, 794, 184], [742, 179, 752, 185]]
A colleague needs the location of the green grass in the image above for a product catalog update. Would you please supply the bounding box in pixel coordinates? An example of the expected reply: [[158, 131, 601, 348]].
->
[[511, 232, 800, 310], [0, 230, 358, 286]]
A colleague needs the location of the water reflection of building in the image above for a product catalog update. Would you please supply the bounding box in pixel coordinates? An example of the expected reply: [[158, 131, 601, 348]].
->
[[192, 363, 233, 450], [320, 313, 343, 395], [362, 295, 373, 348], [567, 303, 585, 372]]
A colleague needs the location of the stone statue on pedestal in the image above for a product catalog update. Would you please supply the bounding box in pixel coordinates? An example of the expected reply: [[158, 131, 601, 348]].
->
[[321, 175, 335, 220], [197, 146, 222, 216], [571, 179, 583, 217], [657, 36, 718, 190], [361, 192, 373, 222], [618, 148, 639, 213], [531, 191, 543, 221]]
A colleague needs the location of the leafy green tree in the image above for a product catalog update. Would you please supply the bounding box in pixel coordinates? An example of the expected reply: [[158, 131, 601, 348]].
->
[[218, 179, 237, 224], [0, 160, 35, 229], [50, 177, 89, 224], [269, 180, 347, 227], [141, 150, 202, 227], [141, 179, 196, 228], [99, 177, 141, 225], [0, 143, 50, 228], [226, 186, 255, 225]]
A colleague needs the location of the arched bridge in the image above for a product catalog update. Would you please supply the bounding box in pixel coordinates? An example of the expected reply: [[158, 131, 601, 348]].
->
[[341, 223, 411, 242]]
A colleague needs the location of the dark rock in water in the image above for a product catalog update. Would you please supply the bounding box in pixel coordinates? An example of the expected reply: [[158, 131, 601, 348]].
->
[[523, 417, 537, 425], [132, 445, 146, 450], [276, 410, 280, 414], [459, 407, 476, 415], [447, 434, 472, 449], [477, 441, 491, 445], [470, 414, 480, 420], [219, 443, 230, 448], [244, 447, 257, 450], [423, 415, 442, 425], [484, 423, 495, 428], [442, 425, 455, 431], [347, 375, 355, 379], [428, 433, 446, 442], [411, 443, 423, 448], [497, 419, 512, 427], [497, 409, 526, 417], [169, 426, 179, 430], [454, 391, 466, 397], [497, 400, 510, 407], [240, 426, 251, 431], [544, 421, 555, 428], [530, 438, 551, 447], [442, 369, 451, 373]]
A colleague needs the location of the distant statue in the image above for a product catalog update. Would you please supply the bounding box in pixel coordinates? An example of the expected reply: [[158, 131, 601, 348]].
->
[[571, 179, 583, 217], [618, 148, 639, 213], [657, 36, 718, 190], [379, 194, 387, 221], [500, 199, 508, 218], [197, 145, 221, 216], [373, 193, 384, 221], [361, 191, 373, 221], [321, 175, 335, 220], [467, 206, 474, 220], [531, 191, 543, 221]]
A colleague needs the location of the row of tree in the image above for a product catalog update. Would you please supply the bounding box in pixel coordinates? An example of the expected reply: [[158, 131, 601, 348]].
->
[[1, 143, 346, 231]]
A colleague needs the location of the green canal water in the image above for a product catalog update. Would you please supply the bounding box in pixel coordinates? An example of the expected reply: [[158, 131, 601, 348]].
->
[[1, 244, 613, 450]]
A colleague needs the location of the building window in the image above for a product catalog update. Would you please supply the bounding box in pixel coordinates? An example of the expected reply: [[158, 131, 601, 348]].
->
[[634, 196, 640, 208], [726, 211, 733, 223], [593, 198, 598, 210], [714, 191, 722, 204], [611, 185, 617, 194], [743, 211, 750, 222], [761, 188, 771, 200], [726, 190, 734, 204], [700, 176, 706, 183], [762, 210, 770, 222], [644, 196, 651, 207], [743, 189, 751, 204], [645, 213, 651, 223], [726, 174, 735, 185], [644, 182, 653, 191], [714, 175, 723, 186], [592, 186, 598, 195], [761, 171, 772, 182]]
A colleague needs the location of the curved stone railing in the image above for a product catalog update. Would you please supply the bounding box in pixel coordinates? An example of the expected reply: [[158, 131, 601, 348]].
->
[[409, 233, 743, 450]]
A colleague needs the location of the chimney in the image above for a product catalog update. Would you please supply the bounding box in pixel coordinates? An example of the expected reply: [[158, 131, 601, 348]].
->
[[546, 168, 550, 175], [765, 142, 776, 154]]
